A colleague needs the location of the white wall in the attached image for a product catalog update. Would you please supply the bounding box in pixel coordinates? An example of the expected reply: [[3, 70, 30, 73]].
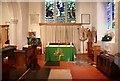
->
[[97, 2, 119, 55], [76, 2, 91, 23], [0, 2, 2, 24], [1, 2, 29, 49], [76, 2, 97, 30], [10, 2, 29, 49], [118, 1, 120, 53], [1, 3, 12, 25], [20, 2, 29, 48], [97, 2, 107, 41], [29, 2, 44, 38]]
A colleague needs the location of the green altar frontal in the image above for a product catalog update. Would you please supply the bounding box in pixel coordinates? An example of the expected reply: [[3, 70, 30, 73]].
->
[[45, 45, 75, 61]]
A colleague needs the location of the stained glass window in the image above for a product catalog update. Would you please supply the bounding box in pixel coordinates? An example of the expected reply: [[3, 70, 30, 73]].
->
[[45, 0, 54, 22], [112, 0, 115, 28], [107, 0, 111, 29], [45, 0, 76, 23], [56, 1, 65, 17], [107, 0, 115, 29], [56, 0, 65, 23], [67, 0, 76, 23]]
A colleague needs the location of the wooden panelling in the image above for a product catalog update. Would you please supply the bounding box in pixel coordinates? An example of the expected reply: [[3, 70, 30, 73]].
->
[[0, 25, 9, 48]]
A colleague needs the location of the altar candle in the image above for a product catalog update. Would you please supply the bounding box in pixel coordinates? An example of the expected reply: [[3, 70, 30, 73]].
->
[[48, 42, 49, 45], [70, 42, 72, 45]]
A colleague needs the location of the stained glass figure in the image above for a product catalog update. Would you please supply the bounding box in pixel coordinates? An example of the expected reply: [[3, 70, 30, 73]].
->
[[67, 1, 76, 23], [45, 0, 54, 19], [45, 0, 76, 23], [56, 1, 65, 17]]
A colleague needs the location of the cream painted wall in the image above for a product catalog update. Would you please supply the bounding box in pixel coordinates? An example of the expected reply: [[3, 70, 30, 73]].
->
[[1, 3, 11, 25], [20, 2, 29, 48], [29, 2, 44, 38], [1, 2, 29, 50], [97, 2, 107, 41], [118, 1, 120, 53], [76, 2, 91, 23], [76, 2, 97, 29], [0, 2, 2, 24]]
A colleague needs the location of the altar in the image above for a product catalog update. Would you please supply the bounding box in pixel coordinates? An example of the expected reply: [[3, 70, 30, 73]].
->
[[45, 45, 75, 61]]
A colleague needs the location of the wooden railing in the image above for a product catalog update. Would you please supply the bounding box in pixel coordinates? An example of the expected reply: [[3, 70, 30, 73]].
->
[[39, 23, 82, 26], [0, 25, 9, 28]]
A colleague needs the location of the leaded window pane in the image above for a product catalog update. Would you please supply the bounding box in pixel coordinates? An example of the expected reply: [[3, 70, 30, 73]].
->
[[45, 0, 54, 21], [107, 1, 111, 29], [56, 1, 65, 17], [67, 1, 76, 23], [112, 0, 115, 28]]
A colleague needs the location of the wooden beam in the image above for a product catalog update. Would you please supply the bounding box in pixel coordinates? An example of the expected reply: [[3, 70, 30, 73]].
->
[[39, 23, 82, 26], [0, 25, 9, 28]]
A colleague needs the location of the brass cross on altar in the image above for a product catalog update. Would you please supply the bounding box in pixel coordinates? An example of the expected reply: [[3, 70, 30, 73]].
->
[[54, 48, 64, 61]]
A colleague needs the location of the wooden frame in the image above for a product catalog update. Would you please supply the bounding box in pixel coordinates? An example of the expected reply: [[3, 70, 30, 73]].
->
[[81, 14, 90, 24]]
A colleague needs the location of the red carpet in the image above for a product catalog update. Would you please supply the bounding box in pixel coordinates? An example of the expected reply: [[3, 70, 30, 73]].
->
[[37, 54, 108, 80]]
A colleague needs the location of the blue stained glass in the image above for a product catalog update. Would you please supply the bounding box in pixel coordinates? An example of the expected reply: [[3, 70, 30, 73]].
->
[[56, 1, 65, 17], [112, 0, 115, 20], [56, 17, 65, 23], [112, 0, 115, 28], [107, 0, 111, 29]]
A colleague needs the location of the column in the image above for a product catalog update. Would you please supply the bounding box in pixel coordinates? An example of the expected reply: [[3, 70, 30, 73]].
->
[[9, 19, 18, 46]]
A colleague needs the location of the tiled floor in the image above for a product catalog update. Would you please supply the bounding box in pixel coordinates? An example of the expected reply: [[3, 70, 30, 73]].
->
[[37, 54, 108, 80]]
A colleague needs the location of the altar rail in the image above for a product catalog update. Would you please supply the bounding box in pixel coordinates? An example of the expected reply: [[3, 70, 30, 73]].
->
[[39, 23, 82, 26]]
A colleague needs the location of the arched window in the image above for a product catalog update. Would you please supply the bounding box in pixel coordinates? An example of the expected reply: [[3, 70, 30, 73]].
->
[[45, 0, 76, 23]]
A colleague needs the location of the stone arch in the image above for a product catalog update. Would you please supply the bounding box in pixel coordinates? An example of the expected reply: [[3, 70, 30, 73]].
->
[[4, 2, 28, 49]]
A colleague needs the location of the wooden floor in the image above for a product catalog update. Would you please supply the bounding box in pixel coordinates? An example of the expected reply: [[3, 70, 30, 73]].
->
[[37, 54, 108, 80]]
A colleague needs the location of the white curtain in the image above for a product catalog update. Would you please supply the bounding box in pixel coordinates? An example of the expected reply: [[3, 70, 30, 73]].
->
[[40, 25, 81, 53]]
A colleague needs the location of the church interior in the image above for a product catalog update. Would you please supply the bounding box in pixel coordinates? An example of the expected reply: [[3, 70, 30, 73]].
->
[[1, 0, 120, 81]]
